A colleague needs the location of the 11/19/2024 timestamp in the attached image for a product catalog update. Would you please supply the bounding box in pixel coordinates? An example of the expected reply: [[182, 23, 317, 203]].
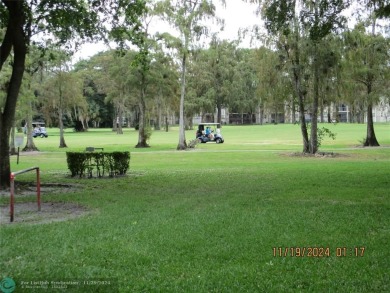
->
[[272, 247, 366, 257]]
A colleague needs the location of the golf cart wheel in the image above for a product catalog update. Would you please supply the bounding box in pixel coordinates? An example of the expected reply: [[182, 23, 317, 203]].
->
[[215, 138, 222, 144], [40, 134, 45, 138]]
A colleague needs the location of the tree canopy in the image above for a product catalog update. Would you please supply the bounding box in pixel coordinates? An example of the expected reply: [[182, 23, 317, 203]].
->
[[0, 0, 146, 188]]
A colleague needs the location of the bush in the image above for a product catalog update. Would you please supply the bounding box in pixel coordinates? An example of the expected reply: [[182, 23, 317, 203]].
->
[[187, 139, 199, 149], [66, 151, 130, 178]]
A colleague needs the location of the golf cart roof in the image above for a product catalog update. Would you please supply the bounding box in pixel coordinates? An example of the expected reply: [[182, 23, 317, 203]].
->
[[32, 121, 45, 125], [198, 123, 220, 126]]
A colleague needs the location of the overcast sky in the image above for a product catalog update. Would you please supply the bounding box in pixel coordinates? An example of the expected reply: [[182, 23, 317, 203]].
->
[[216, 1, 260, 41], [73, 1, 260, 61], [71, 1, 383, 62]]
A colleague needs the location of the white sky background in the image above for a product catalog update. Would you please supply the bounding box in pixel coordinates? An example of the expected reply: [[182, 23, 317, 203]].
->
[[73, 1, 382, 62], [205, 1, 262, 46], [73, 1, 260, 62]]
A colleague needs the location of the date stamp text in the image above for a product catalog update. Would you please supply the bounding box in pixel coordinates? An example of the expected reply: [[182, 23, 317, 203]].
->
[[272, 247, 366, 257]]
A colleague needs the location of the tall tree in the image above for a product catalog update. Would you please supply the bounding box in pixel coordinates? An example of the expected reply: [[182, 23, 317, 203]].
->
[[111, 0, 160, 147], [255, 47, 291, 124], [40, 56, 85, 148], [230, 49, 259, 124], [186, 51, 215, 125], [157, 0, 221, 150], [0, 0, 146, 188], [186, 39, 238, 124], [258, 0, 347, 153], [150, 49, 180, 131], [342, 23, 389, 146], [302, 0, 347, 153], [203, 38, 238, 124], [22, 45, 52, 151], [0, 1, 28, 188], [108, 52, 132, 135]]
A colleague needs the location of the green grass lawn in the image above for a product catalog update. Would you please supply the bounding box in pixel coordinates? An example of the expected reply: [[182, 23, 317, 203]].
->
[[1, 123, 389, 292]]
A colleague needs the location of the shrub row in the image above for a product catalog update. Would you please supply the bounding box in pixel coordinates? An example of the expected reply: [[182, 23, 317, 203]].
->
[[66, 152, 130, 178]]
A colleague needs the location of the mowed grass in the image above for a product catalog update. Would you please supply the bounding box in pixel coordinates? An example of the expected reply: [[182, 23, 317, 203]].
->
[[1, 123, 390, 292]]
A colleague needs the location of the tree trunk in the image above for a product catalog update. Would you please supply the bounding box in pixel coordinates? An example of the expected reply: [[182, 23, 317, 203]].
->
[[58, 82, 67, 148], [23, 102, 39, 151], [309, 3, 320, 154], [217, 102, 222, 124], [363, 15, 380, 147], [0, 0, 27, 189], [112, 104, 119, 132], [155, 97, 162, 131], [292, 60, 309, 153], [320, 99, 324, 123], [9, 123, 17, 155], [327, 105, 332, 123], [80, 119, 86, 131], [59, 109, 67, 148], [310, 43, 320, 154], [0, 118, 12, 188], [297, 95, 310, 153], [290, 9, 309, 153], [291, 97, 296, 124], [364, 103, 380, 146], [135, 88, 149, 148], [274, 108, 277, 124], [177, 52, 187, 150], [117, 103, 123, 134]]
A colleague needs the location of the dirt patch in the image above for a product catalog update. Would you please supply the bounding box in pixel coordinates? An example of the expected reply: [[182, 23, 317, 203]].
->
[[0, 202, 90, 225], [0, 183, 90, 225], [282, 152, 348, 158], [0, 183, 81, 198]]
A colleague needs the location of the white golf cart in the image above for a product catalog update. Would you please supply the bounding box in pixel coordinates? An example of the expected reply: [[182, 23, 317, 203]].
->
[[32, 122, 48, 138], [196, 123, 224, 144]]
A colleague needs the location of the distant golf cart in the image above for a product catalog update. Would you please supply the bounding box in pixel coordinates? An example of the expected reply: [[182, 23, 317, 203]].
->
[[196, 123, 224, 144], [32, 122, 48, 138]]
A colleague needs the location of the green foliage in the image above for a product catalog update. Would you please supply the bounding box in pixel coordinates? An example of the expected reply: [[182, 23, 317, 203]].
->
[[263, 0, 348, 40], [144, 124, 153, 142], [263, 0, 296, 36], [187, 39, 238, 119], [376, 1, 390, 18], [301, 0, 348, 42], [307, 123, 337, 148], [106, 151, 131, 176], [29, 0, 147, 46], [66, 151, 130, 178], [65, 152, 89, 177], [342, 26, 390, 103], [40, 67, 86, 126], [317, 126, 337, 148]]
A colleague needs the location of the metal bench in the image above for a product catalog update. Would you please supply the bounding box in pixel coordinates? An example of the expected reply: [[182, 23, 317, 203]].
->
[[85, 147, 104, 152]]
